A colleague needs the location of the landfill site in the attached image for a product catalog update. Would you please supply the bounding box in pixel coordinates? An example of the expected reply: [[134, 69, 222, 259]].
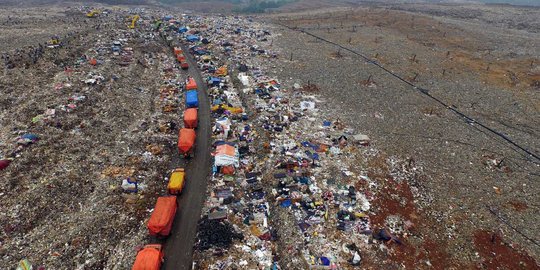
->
[[0, 0, 539, 269]]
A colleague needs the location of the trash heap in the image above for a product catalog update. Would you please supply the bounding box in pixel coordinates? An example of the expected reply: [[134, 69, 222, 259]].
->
[[183, 15, 427, 269], [0, 10, 194, 268], [179, 27, 281, 268]]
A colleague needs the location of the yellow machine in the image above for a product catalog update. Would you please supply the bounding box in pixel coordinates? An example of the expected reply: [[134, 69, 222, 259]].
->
[[129, 15, 140, 29], [167, 168, 185, 195], [48, 36, 60, 47], [86, 9, 101, 18]]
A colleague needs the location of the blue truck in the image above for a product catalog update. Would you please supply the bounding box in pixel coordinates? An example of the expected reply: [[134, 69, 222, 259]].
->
[[185, 90, 199, 108]]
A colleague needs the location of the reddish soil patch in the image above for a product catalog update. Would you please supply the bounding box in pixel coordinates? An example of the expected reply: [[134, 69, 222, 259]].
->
[[473, 230, 539, 269], [507, 201, 529, 212], [368, 177, 452, 268], [370, 177, 418, 227]]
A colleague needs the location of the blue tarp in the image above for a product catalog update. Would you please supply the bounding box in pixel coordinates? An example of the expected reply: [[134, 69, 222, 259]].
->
[[209, 77, 221, 86], [213, 98, 222, 105], [186, 35, 200, 42], [186, 90, 199, 108], [178, 27, 188, 33], [319, 257, 331, 266], [280, 199, 291, 208], [163, 15, 173, 21]]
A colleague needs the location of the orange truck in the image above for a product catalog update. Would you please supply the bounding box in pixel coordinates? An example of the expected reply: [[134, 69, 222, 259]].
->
[[176, 54, 186, 62], [132, 244, 164, 270], [178, 128, 196, 158], [180, 59, 189, 70], [183, 108, 198, 128], [168, 168, 186, 195], [173, 47, 183, 55], [185, 77, 197, 90], [147, 196, 177, 237]]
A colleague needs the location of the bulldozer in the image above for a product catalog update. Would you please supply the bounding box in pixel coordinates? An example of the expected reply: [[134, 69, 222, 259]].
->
[[48, 36, 60, 48], [128, 15, 140, 29], [86, 9, 101, 18]]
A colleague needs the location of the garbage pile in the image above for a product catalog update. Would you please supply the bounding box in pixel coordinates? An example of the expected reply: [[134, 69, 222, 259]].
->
[[0, 9, 192, 269], [180, 15, 428, 269], [175, 23, 281, 268]]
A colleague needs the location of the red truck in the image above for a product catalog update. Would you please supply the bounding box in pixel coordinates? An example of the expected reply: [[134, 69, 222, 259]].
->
[[132, 244, 164, 270], [180, 60, 189, 70], [178, 128, 196, 158], [183, 108, 198, 128], [147, 196, 177, 237]]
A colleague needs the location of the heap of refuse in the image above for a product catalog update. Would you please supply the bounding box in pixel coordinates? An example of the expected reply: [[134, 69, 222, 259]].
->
[[174, 14, 429, 269]]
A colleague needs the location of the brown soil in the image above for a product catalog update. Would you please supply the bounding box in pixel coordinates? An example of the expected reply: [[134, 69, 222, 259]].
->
[[473, 230, 539, 269]]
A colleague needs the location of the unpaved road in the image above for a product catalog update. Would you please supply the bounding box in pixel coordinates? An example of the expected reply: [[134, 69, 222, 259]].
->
[[162, 44, 212, 270]]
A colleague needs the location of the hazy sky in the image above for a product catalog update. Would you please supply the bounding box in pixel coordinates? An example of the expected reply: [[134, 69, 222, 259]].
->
[[476, 0, 540, 6]]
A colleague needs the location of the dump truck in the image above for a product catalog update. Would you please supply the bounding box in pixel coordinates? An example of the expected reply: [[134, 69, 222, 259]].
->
[[147, 196, 177, 237], [178, 128, 196, 158], [173, 47, 183, 55], [185, 77, 197, 90], [132, 244, 164, 270], [168, 168, 186, 195], [180, 60, 189, 70], [176, 54, 186, 62], [183, 108, 198, 128], [185, 90, 199, 108]]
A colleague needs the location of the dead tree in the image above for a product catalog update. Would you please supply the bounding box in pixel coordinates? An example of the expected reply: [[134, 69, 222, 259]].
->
[[335, 48, 342, 58], [410, 73, 419, 82]]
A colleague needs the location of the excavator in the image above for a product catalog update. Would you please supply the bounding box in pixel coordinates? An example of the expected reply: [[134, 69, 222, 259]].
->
[[86, 9, 101, 18], [128, 15, 140, 29]]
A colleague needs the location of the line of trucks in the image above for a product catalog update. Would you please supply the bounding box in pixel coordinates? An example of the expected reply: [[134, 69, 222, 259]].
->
[[174, 47, 189, 70], [132, 49, 199, 269]]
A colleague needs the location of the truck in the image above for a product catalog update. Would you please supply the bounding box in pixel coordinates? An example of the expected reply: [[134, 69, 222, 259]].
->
[[173, 47, 183, 56], [178, 128, 196, 158], [180, 60, 189, 70], [176, 53, 186, 63], [183, 108, 198, 128], [185, 90, 199, 108], [132, 244, 164, 270], [185, 77, 197, 90], [168, 168, 186, 195], [147, 196, 177, 237]]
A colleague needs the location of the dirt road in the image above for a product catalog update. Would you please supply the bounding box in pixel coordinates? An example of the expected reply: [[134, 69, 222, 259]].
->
[[162, 45, 212, 270]]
